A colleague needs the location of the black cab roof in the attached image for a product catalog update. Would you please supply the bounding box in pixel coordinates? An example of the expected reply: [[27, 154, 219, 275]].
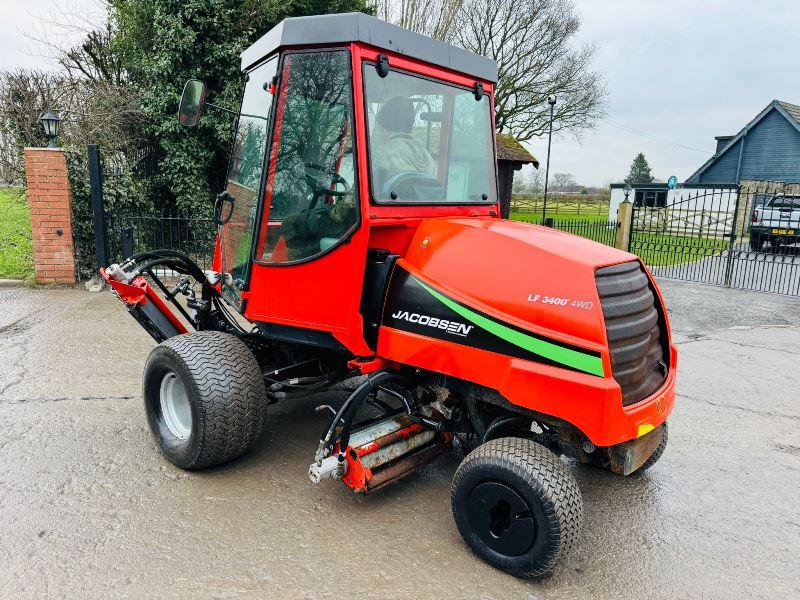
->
[[240, 12, 498, 83]]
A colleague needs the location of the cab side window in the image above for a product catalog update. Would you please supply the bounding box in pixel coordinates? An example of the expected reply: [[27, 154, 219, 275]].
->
[[260, 51, 357, 262]]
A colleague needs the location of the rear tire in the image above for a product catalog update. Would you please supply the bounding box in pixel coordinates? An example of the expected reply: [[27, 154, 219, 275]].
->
[[749, 235, 763, 251], [451, 437, 583, 578], [143, 331, 267, 469]]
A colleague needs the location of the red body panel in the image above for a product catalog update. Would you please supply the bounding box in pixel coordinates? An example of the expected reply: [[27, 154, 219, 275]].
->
[[374, 219, 676, 446], [100, 268, 188, 335], [237, 43, 497, 351], [213, 41, 676, 448]]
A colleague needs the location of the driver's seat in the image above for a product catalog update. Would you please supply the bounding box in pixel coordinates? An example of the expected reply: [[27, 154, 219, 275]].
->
[[380, 171, 445, 202]]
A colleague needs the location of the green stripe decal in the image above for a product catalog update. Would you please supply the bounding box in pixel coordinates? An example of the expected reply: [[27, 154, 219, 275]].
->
[[417, 280, 605, 377]]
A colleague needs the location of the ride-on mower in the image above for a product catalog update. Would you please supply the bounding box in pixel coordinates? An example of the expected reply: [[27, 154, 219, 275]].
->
[[103, 13, 676, 578]]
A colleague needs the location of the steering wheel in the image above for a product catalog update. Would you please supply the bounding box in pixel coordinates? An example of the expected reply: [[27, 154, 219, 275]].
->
[[304, 162, 349, 209]]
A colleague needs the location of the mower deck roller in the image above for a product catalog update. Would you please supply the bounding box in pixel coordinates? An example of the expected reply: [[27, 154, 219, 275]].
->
[[340, 414, 451, 493], [103, 12, 677, 579]]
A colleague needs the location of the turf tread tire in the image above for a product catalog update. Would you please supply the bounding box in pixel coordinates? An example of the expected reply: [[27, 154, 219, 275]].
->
[[451, 437, 583, 578], [143, 331, 266, 470]]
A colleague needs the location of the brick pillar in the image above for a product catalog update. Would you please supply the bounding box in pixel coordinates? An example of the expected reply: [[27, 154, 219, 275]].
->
[[24, 148, 77, 284]]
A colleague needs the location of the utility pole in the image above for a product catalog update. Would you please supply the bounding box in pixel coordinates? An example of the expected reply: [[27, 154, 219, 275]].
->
[[541, 94, 557, 223]]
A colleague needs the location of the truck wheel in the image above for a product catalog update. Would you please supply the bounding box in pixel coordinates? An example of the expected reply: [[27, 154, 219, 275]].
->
[[143, 331, 267, 469], [451, 437, 583, 578], [749, 235, 763, 251], [636, 421, 668, 472]]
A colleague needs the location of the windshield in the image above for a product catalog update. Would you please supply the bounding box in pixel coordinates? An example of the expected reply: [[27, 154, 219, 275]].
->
[[769, 196, 800, 209], [219, 57, 277, 306], [363, 65, 497, 204]]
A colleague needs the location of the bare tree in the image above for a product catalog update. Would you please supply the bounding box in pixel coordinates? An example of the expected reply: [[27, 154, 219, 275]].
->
[[511, 166, 543, 195], [377, 0, 605, 142], [371, 0, 464, 41], [456, 0, 604, 141], [59, 23, 125, 85], [527, 168, 544, 194], [0, 68, 146, 185], [0, 70, 72, 184], [24, 1, 121, 84], [551, 172, 577, 189], [0, 3, 146, 185]]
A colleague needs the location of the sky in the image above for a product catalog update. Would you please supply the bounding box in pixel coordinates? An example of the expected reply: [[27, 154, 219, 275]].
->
[[540, 0, 800, 186], [3, 0, 800, 186]]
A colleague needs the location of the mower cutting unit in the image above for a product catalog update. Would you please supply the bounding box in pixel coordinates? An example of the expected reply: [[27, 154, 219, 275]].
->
[[103, 13, 676, 578]]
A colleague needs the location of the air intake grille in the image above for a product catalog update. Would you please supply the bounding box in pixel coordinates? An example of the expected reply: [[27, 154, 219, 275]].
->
[[595, 261, 668, 406]]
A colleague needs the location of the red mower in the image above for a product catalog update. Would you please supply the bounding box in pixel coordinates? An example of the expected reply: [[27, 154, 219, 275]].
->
[[103, 13, 676, 578]]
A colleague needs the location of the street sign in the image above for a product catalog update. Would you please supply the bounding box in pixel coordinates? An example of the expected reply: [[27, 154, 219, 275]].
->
[[667, 175, 678, 189]]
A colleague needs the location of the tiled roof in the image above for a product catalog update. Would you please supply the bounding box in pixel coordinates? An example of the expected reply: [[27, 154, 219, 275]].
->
[[778, 100, 800, 125]]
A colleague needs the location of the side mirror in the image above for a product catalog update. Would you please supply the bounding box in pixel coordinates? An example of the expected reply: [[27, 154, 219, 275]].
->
[[178, 79, 207, 127]]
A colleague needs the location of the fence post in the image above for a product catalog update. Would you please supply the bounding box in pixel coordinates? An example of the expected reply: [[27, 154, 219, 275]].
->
[[723, 185, 743, 287], [615, 200, 634, 251], [87, 144, 107, 271], [122, 227, 134, 259]]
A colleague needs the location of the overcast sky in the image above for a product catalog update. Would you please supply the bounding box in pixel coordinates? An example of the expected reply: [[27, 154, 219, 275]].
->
[[3, 0, 800, 186]]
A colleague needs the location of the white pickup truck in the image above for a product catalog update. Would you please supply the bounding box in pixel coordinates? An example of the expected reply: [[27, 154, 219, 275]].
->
[[749, 194, 800, 251]]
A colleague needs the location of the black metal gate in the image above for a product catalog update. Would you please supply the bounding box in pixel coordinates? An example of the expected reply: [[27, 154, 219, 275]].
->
[[629, 183, 800, 296], [83, 144, 216, 276]]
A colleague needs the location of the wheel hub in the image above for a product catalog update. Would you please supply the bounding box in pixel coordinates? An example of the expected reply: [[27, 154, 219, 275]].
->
[[159, 371, 192, 440], [467, 481, 535, 556]]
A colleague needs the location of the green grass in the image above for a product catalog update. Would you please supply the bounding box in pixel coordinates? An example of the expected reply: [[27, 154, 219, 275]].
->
[[510, 208, 732, 267], [510, 211, 611, 223], [0, 188, 34, 279], [631, 233, 730, 267]]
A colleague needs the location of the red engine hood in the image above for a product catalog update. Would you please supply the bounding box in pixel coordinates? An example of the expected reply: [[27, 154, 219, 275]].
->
[[398, 217, 637, 351]]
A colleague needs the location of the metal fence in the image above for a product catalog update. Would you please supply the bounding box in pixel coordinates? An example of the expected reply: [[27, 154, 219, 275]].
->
[[513, 216, 619, 247], [106, 213, 216, 271], [630, 183, 800, 296], [79, 144, 216, 277]]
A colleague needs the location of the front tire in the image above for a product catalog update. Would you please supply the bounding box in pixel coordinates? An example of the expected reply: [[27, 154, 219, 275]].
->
[[451, 437, 583, 578], [143, 331, 267, 469]]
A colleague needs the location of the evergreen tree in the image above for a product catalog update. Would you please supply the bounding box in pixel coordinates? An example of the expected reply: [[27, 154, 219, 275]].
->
[[624, 152, 655, 184], [111, 0, 370, 213]]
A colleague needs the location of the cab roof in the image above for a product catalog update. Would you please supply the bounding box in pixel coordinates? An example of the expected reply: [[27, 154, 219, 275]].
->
[[240, 12, 498, 83]]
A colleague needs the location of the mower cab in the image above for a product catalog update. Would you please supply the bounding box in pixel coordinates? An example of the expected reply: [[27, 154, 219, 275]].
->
[[104, 12, 677, 579]]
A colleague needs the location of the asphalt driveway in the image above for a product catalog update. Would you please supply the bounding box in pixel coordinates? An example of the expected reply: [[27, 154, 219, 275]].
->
[[0, 280, 798, 599]]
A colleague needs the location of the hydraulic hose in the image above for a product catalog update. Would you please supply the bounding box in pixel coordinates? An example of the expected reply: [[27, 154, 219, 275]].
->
[[315, 369, 396, 462]]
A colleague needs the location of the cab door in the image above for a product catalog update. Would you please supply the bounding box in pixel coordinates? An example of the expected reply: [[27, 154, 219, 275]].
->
[[218, 57, 278, 308], [243, 49, 370, 354]]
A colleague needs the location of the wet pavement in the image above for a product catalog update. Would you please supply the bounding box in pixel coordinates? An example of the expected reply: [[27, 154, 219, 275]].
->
[[0, 280, 798, 599]]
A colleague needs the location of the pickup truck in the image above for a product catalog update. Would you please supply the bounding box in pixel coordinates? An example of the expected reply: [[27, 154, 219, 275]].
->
[[749, 194, 800, 251]]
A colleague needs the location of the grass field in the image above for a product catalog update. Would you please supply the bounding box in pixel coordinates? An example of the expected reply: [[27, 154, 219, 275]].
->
[[510, 210, 611, 223], [510, 207, 732, 267], [0, 188, 34, 280], [632, 233, 730, 266]]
